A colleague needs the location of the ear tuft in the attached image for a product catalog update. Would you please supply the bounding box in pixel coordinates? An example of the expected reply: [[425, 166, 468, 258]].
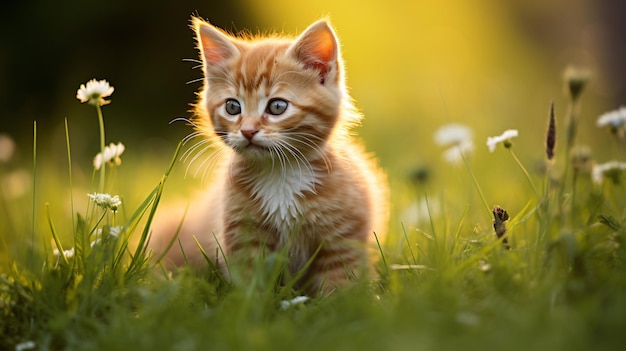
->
[[193, 18, 238, 65], [291, 21, 339, 83]]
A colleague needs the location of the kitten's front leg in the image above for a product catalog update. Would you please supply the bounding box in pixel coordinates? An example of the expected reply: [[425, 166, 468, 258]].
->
[[306, 239, 368, 295], [221, 219, 279, 287]]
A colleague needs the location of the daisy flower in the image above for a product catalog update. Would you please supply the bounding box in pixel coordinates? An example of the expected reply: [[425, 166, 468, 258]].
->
[[435, 124, 474, 165], [15, 341, 37, 351], [53, 247, 75, 258], [280, 295, 310, 310], [88, 192, 122, 211], [443, 141, 474, 165], [592, 161, 626, 184], [90, 226, 122, 247], [76, 79, 114, 106], [93, 142, 126, 170], [596, 107, 626, 130], [487, 129, 519, 152], [434, 123, 473, 147]]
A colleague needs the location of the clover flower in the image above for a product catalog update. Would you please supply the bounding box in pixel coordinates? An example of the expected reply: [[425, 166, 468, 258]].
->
[[88, 192, 122, 211], [93, 142, 126, 170], [592, 161, 626, 185], [487, 129, 519, 153], [76, 79, 114, 106]]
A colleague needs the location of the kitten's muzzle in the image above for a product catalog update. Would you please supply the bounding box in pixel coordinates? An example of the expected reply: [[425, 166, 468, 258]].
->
[[241, 128, 259, 141]]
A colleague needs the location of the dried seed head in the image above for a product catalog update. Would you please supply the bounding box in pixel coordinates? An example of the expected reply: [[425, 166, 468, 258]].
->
[[563, 66, 590, 102], [492, 205, 510, 249], [546, 101, 556, 161]]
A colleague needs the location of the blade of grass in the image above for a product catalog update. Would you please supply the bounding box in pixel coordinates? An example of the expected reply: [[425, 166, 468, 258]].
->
[[451, 204, 469, 254], [193, 236, 228, 286], [46, 203, 68, 266], [30, 121, 37, 266], [154, 204, 189, 265], [126, 142, 182, 279], [400, 222, 417, 265], [373, 231, 388, 277], [64, 118, 76, 239]]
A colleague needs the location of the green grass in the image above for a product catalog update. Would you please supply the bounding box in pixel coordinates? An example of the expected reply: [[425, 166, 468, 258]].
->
[[2, 75, 626, 351]]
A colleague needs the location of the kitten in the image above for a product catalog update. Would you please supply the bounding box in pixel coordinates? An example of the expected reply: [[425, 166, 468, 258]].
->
[[150, 17, 388, 294]]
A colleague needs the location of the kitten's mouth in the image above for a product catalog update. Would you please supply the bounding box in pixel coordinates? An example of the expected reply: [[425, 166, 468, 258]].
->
[[242, 142, 267, 152]]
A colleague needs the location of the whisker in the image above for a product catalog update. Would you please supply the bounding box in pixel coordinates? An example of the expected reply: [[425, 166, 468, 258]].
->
[[169, 117, 197, 126], [190, 145, 223, 179], [182, 131, 203, 145], [184, 144, 211, 178], [182, 58, 203, 64], [279, 134, 330, 173], [274, 139, 314, 181], [181, 138, 212, 161], [186, 77, 205, 85], [199, 147, 226, 186]]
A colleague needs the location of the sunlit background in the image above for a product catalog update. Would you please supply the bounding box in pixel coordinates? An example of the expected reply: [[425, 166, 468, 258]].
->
[[1, 0, 625, 251]]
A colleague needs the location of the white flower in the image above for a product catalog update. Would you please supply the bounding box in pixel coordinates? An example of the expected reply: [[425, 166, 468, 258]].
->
[[443, 140, 474, 165], [435, 124, 474, 165], [88, 192, 122, 211], [434, 124, 473, 147], [279, 295, 310, 310], [109, 226, 122, 237], [76, 79, 114, 106], [592, 161, 626, 184], [596, 107, 626, 129], [486, 129, 519, 152], [91, 226, 122, 247], [53, 247, 75, 258], [15, 341, 37, 351], [93, 142, 126, 170]]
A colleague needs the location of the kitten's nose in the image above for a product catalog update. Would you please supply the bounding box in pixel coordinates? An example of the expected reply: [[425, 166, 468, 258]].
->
[[241, 128, 259, 141]]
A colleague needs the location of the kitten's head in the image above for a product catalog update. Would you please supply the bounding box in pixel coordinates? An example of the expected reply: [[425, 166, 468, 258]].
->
[[192, 17, 359, 163]]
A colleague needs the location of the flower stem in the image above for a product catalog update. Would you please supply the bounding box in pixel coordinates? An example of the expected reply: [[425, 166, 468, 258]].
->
[[460, 151, 491, 217], [96, 104, 106, 192], [508, 148, 539, 198]]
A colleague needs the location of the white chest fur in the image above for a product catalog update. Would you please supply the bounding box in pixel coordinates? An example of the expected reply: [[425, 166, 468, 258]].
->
[[248, 165, 319, 230]]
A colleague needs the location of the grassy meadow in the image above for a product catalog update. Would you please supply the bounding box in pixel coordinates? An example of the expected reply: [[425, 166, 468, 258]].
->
[[2, 69, 626, 351], [2, 2, 626, 350]]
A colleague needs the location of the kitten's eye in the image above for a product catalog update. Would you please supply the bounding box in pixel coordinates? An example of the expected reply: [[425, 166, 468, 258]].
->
[[225, 99, 241, 115], [266, 99, 289, 116]]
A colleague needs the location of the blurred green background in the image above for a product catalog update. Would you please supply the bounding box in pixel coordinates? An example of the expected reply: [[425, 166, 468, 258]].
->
[[1, 0, 625, 243]]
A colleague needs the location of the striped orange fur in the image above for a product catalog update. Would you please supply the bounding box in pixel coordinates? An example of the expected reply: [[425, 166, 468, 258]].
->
[[150, 17, 388, 295]]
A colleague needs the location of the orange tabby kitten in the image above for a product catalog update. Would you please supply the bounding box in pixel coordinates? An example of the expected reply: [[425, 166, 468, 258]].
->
[[151, 17, 387, 294]]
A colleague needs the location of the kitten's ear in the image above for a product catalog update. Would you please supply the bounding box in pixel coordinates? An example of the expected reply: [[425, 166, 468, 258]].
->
[[193, 18, 239, 65], [289, 20, 339, 84]]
